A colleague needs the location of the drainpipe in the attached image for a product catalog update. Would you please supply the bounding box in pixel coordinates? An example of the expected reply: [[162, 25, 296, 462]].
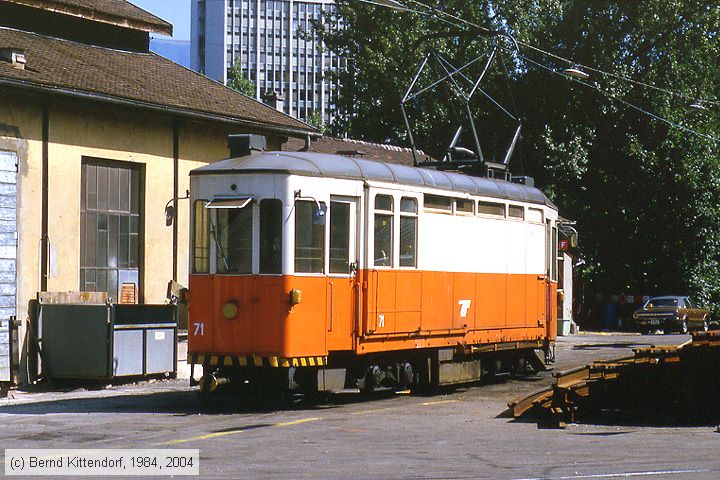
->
[[172, 120, 180, 282], [40, 104, 49, 292]]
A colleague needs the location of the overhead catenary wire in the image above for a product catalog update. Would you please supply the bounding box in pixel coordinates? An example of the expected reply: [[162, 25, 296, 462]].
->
[[349, 0, 720, 143], [365, 0, 720, 107], [516, 52, 720, 144], [353, 0, 460, 28]]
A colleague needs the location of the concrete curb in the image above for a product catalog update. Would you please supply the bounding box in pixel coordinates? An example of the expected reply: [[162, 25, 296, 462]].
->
[[577, 331, 642, 336]]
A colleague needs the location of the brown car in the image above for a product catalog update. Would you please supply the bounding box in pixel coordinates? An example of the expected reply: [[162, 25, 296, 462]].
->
[[631, 296, 710, 334]]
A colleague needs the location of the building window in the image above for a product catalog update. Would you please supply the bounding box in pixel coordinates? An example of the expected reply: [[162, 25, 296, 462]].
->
[[374, 194, 393, 267], [80, 159, 141, 299]]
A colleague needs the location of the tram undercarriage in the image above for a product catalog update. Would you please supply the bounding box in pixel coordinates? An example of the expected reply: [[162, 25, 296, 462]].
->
[[193, 341, 552, 402]]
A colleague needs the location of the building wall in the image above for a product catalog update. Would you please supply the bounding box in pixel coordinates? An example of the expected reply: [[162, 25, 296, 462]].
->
[[0, 99, 42, 354], [192, 0, 342, 124], [0, 93, 284, 379]]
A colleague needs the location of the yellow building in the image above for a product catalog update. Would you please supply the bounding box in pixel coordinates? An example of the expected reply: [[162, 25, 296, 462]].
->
[[0, 0, 316, 382]]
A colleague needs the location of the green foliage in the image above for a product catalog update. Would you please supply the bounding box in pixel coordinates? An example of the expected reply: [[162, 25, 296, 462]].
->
[[315, 1, 720, 315], [226, 58, 255, 97], [307, 110, 330, 135]]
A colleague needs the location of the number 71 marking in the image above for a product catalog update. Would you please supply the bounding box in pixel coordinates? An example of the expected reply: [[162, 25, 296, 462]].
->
[[193, 322, 204, 336]]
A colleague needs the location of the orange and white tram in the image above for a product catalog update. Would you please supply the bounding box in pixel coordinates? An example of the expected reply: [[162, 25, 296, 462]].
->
[[187, 150, 559, 395]]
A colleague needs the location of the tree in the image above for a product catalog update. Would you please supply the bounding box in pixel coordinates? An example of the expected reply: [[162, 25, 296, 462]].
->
[[306, 110, 331, 135], [315, 1, 720, 314], [226, 57, 256, 97]]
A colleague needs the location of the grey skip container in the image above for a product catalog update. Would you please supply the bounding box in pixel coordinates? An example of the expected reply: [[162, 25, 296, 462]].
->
[[39, 304, 177, 380]]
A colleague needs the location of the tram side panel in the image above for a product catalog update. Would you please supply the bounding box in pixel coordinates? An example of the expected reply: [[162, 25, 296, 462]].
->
[[359, 200, 552, 354]]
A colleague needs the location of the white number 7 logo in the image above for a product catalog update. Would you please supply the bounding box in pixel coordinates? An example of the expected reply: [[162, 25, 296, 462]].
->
[[458, 300, 471, 318]]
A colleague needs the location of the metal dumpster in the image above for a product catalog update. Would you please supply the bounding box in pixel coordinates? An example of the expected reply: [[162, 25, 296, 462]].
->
[[39, 303, 176, 380]]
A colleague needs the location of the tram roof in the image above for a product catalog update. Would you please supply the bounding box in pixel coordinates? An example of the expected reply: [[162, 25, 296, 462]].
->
[[191, 151, 556, 208]]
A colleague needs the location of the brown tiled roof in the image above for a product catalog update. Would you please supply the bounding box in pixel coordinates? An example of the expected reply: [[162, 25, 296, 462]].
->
[[285, 136, 433, 165], [0, 27, 317, 137], [1, 0, 172, 35]]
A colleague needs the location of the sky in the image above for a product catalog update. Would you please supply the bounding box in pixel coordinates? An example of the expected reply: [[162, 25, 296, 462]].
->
[[130, 0, 191, 41]]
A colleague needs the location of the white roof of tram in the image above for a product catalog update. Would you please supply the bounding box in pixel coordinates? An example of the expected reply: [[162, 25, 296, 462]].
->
[[191, 151, 556, 208]]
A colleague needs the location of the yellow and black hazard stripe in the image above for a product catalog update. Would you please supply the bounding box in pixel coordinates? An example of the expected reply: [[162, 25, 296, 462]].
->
[[189, 354, 327, 368]]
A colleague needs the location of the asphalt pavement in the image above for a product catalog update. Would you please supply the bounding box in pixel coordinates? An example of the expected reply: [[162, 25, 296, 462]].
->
[[1, 331, 718, 480]]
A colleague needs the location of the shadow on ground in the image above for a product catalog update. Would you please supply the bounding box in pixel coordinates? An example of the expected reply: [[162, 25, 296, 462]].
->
[[0, 372, 549, 416]]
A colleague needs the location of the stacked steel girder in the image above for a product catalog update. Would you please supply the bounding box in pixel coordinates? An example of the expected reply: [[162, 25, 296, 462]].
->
[[509, 331, 720, 427]]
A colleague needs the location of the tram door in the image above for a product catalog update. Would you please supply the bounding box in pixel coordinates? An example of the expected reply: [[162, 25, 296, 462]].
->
[[326, 197, 359, 351], [545, 220, 558, 339]]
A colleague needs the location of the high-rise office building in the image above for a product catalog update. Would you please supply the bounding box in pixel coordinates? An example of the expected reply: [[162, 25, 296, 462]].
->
[[191, 0, 342, 124]]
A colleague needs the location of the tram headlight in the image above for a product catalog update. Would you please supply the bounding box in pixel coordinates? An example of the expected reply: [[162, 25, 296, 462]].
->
[[289, 289, 302, 305], [222, 301, 239, 320]]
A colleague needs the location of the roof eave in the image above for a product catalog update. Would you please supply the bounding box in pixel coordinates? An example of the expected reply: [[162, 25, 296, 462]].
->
[[0, 78, 320, 139], [6, 0, 173, 35]]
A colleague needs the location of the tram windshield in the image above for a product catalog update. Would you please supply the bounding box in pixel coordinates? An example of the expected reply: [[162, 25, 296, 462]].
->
[[211, 203, 253, 274], [193, 196, 285, 275]]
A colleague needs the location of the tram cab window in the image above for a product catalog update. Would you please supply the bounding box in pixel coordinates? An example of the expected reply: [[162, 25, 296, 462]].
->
[[192, 200, 210, 273], [400, 197, 417, 267], [295, 200, 326, 273], [508, 205, 524, 220], [478, 201, 505, 217], [214, 204, 253, 274], [260, 199, 282, 274], [330, 201, 351, 274], [374, 194, 393, 267]]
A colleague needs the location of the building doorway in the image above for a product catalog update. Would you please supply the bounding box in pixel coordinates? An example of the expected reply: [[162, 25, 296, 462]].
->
[[0, 150, 17, 382]]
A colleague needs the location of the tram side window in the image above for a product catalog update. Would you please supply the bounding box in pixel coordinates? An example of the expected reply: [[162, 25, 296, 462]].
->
[[455, 198, 474, 214], [330, 201, 350, 274], [508, 205, 524, 220], [193, 200, 210, 273], [215, 205, 253, 274], [295, 200, 326, 273], [260, 199, 282, 274], [424, 194, 452, 212], [374, 194, 393, 267], [400, 197, 417, 267], [527, 208, 544, 223], [478, 201, 505, 217]]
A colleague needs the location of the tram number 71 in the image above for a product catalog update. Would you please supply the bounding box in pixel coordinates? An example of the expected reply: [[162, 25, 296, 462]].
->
[[193, 322, 205, 336]]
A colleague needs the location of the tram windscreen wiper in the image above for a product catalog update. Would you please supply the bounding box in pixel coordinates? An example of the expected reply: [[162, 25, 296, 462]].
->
[[210, 215, 231, 272]]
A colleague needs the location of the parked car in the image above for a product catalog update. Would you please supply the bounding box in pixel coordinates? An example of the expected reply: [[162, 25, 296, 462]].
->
[[631, 296, 710, 334]]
